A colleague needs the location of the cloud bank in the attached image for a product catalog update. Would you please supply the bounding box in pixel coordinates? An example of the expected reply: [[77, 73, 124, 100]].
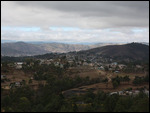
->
[[1, 1, 149, 43]]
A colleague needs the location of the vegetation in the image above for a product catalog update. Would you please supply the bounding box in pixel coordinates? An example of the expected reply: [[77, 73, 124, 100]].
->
[[1, 87, 149, 112], [1, 55, 149, 112], [133, 75, 149, 85]]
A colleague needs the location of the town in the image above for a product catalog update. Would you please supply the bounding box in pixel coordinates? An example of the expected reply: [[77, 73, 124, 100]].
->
[[1, 53, 149, 112], [1, 52, 149, 94]]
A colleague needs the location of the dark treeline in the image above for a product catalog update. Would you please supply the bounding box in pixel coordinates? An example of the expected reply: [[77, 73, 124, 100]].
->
[[1, 86, 149, 112]]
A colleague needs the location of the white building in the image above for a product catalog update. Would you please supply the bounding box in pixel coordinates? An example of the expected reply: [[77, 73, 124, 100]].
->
[[15, 62, 23, 69]]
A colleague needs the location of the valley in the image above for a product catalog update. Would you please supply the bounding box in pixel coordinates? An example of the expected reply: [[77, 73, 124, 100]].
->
[[1, 42, 149, 112]]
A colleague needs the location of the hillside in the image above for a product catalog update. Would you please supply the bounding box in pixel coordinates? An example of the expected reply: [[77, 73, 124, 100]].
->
[[39, 43, 90, 53], [77, 43, 149, 61], [1, 42, 49, 56], [1, 41, 149, 58], [1, 42, 117, 56]]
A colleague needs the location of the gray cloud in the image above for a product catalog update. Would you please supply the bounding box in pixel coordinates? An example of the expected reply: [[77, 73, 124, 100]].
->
[[2, 1, 149, 28], [1, 1, 149, 43]]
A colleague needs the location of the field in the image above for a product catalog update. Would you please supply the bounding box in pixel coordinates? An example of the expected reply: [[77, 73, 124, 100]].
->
[[67, 66, 106, 79], [1, 65, 148, 94], [1, 69, 46, 90], [62, 65, 149, 96]]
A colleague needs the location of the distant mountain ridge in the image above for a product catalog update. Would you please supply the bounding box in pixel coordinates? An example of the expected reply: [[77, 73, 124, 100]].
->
[[1, 42, 49, 56], [1, 41, 149, 57], [1, 42, 90, 56]]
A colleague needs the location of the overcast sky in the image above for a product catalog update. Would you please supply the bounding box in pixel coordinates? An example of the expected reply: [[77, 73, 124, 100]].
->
[[1, 1, 149, 43]]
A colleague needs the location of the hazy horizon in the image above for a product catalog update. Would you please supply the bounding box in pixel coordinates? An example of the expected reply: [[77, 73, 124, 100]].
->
[[2, 39, 149, 45]]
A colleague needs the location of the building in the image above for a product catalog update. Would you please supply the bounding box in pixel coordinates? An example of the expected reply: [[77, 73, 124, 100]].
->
[[1, 75, 6, 79], [144, 90, 149, 97], [136, 65, 142, 69], [111, 62, 118, 65], [15, 62, 23, 69], [118, 91, 124, 95], [98, 66, 104, 70], [114, 71, 119, 73], [15, 82, 22, 87], [118, 64, 126, 69], [110, 92, 118, 95]]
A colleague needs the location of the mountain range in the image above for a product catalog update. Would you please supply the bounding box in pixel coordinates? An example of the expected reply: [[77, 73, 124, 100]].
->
[[1, 41, 123, 56], [1, 41, 149, 60]]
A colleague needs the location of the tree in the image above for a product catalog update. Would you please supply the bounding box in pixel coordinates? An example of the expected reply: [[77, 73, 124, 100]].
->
[[114, 97, 132, 112], [104, 95, 119, 112], [33, 104, 44, 112], [129, 98, 149, 112], [17, 97, 31, 112], [28, 79, 32, 84], [124, 75, 130, 84], [133, 76, 143, 85], [1, 95, 11, 107], [22, 80, 26, 86], [144, 74, 149, 83], [103, 78, 108, 88], [112, 80, 119, 89]]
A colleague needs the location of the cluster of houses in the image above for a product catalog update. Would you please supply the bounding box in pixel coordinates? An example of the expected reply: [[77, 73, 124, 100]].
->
[[1, 74, 23, 89], [63, 53, 128, 72], [1, 62, 24, 69], [1, 52, 144, 72], [9, 81, 22, 89], [110, 89, 149, 97], [64, 53, 145, 73], [38, 59, 64, 68]]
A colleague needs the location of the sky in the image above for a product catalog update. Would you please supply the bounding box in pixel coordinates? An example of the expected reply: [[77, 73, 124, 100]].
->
[[1, 1, 149, 44]]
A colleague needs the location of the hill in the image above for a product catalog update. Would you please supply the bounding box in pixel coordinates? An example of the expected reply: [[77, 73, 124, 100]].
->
[[1, 42, 49, 56], [77, 43, 149, 61], [1, 41, 117, 56]]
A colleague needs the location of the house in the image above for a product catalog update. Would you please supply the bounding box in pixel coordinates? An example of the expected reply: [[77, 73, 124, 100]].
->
[[10, 83, 15, 89], [136, 65, 142, 69], [83, 62, 88, 66], [110, 92, 118, 95], [60, 64, 64, 68], [98, 66, 104, 70], [8, 63, 15, 68], [1, 75, 6, 79], [110, 62, 118, 68], [132, 90, 140, 96], [111, 62, 118, 66], [114, 71, 119, 73], [118, 91, 124, 95], [15, 82, 22, 87], [68, 60, 74, 65], [15, 62, 23, 69], [10, 82, 22, 88], [39, 59, 45, 65], [54, 62, 60, 66], [128, 91, 133, 96], [30, 76, 34, 80], [89, 63, 94, 67], [144, 90, 149, 97], [118, 64, 126, 69], [109, 68, 113, 71]]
